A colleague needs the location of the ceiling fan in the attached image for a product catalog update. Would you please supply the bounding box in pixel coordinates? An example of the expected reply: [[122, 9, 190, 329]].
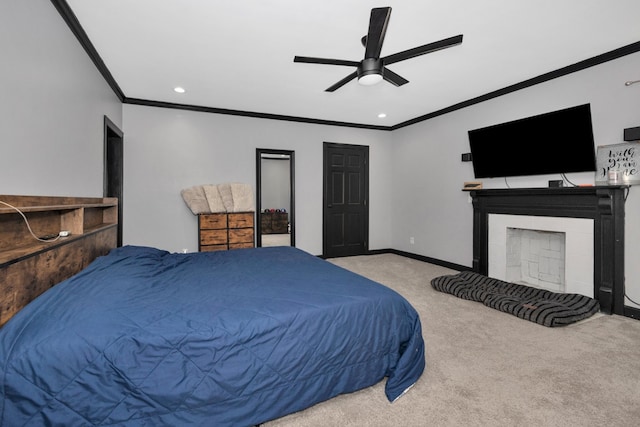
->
[[294, 7, 463, 92]]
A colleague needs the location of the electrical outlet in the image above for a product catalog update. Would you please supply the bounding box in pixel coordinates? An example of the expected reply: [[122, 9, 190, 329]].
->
[[409, 237, 415, 245]]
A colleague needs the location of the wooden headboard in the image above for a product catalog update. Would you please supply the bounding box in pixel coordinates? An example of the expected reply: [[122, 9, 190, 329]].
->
[[0, 195, 118, 327]]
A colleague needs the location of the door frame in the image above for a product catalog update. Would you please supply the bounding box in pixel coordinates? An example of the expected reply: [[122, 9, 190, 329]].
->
[[256, 148, 296, 247], [103, 115, 124, 247], [322, 142, 369, 258]]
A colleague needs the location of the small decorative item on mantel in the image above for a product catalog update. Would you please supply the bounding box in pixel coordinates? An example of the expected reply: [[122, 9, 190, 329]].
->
[[595, 142, 640, 185], [462, 181, 482, 191]]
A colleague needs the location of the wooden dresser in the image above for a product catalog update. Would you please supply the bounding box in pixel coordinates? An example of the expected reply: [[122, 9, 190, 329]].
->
[[199, 212, 254, 251]]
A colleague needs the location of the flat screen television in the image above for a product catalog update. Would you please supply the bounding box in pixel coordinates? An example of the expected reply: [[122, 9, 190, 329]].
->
[[468, 104, 597, 178]]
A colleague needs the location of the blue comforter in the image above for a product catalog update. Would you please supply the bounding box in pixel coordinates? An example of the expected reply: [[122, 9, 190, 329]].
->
[[0, 246, 424, 426]]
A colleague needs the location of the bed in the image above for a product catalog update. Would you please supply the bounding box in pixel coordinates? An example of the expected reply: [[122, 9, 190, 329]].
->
[[0, 245, 425, 426]]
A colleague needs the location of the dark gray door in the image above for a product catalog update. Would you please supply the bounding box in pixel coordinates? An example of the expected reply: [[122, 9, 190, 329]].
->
[[323, 142, 369, 258]]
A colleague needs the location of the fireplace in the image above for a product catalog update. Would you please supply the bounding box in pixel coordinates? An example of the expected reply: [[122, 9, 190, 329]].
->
[[471, 187, 626, 314], [506, 228, 566, 292], [489, 214, 592, 297]]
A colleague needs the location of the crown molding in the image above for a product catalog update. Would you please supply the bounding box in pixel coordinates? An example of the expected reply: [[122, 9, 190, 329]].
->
[[51, 1, 640, 131], [123, 98, 392, 131], [50, 0, 125, 102]]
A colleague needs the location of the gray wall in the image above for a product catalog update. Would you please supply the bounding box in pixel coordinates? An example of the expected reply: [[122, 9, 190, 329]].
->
[[122, 104, 393, 255], [0, 0, 122, 196], [390, 50, 640, 309]]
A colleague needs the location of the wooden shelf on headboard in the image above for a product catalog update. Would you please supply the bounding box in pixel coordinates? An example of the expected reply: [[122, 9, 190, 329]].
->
[[0, 195, 118, 326]]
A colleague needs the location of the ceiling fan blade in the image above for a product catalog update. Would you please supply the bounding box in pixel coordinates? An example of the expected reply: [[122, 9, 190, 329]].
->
[[382, 67, 409, 87], [294, 56, 360, 67], [364, 7, 392, 59], [325, 71, 358, 92], [383, 34, 463, 65]]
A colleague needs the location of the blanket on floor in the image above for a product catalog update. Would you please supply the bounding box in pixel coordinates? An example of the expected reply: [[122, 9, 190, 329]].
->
[[431, 271, 600, 327]]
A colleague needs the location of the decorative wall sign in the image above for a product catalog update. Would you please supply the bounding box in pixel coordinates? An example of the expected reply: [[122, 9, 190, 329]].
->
[[595, 142, 640, 185]]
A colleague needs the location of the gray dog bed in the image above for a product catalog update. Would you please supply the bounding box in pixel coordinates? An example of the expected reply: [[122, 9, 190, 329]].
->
[[431, 271, 600, 327]]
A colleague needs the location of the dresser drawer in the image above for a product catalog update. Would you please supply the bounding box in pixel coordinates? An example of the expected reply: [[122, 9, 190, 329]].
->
[[199, 213, 227, 229], [200, 244, 228, 252], [228, 212, 254, 228], [229, 242, 254, 250], [200, 229, 228, 245], [229, 228, 254, 244]]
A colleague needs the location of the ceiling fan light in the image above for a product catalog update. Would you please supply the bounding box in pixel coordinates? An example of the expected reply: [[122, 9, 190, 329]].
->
[[358, 73, 383, 86], [357, 58, 384, 86]]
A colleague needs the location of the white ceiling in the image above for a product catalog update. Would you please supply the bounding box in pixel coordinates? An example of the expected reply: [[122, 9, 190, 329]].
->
[[65, 0, 640, 127]]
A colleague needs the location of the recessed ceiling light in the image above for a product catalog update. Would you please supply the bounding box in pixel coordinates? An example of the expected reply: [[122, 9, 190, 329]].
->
[[173, 87, 186, 93], [378, 113, 387, 118]]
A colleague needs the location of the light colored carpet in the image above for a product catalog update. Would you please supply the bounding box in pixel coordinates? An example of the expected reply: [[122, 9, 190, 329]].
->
[[263, 253, 640, 427]]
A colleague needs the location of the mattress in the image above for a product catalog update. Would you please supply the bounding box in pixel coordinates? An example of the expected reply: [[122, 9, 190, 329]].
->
[[0, 245, 424, 426]]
